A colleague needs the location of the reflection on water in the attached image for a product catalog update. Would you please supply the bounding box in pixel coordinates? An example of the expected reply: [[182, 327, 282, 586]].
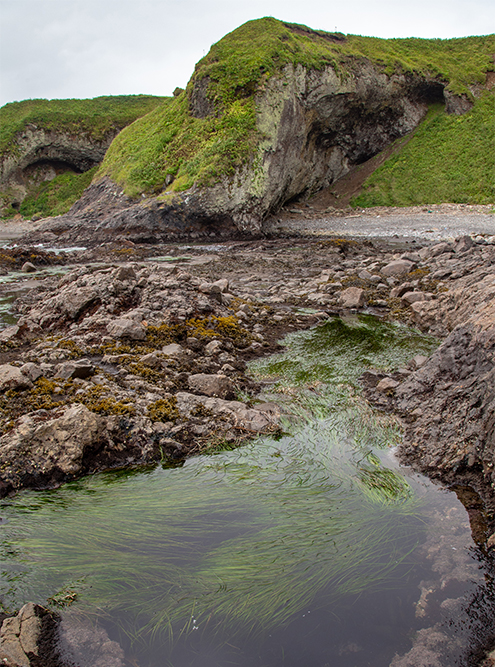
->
[[0, 316, 490, 666]]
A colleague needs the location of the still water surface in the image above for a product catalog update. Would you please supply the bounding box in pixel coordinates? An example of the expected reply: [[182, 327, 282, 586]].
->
[[0, 316, 488, 666]]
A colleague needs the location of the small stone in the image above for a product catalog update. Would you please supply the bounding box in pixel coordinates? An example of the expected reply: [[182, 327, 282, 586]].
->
[[340, 287, 365, 309], [211, 278, 229, 293], [204, 340, 222, 356], [161, 343, 183, 357], [376, 377, 400, 392], [410, 354, 428, 369], [21, 262, 36, 273]]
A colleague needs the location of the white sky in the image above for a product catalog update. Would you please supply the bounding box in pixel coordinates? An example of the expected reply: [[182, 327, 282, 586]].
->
[[1, 0, 494, 107]]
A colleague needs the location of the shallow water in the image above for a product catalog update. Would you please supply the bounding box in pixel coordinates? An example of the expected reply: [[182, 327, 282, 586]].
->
[[0, 316, 490, 666]]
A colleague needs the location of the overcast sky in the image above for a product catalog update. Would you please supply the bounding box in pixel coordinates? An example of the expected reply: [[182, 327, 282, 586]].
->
[[1, 0, 494, 107]]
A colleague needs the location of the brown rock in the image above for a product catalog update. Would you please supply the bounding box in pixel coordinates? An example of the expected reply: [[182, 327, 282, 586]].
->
[[381, 260, 415, 277], [0, 365, 33, 392]]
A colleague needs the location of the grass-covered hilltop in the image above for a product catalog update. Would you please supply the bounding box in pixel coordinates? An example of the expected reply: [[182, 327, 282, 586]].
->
[[2, 17, 494, 236]]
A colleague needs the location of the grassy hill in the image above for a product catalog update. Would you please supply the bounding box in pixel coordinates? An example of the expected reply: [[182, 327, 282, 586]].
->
[[0, 95, 168, 218], [2, 19, 494, 221], [99, 18, 495, 204], [0, 95, 167, 156]]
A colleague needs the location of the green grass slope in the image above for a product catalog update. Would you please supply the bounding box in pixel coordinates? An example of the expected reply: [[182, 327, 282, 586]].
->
[[0, 95, 168, 156], [99, 17, 495, 202], [352, 92, 495, 207], [17, 167, 98, 220]]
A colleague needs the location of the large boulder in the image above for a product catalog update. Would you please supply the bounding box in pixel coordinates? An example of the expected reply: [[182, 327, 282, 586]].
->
[[0, 404, 156, 496], [0, 603, 59, 667]]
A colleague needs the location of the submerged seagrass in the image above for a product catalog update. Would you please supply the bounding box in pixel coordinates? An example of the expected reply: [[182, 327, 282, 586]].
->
[[0, 316, 442, 662]]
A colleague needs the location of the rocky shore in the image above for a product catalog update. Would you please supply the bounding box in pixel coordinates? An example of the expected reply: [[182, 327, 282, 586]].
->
[[0, 229, 495, 665]]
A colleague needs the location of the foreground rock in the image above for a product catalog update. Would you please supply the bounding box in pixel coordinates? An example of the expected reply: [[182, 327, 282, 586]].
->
[[0, 603, 125, 667], [0, 603, 59, 667]]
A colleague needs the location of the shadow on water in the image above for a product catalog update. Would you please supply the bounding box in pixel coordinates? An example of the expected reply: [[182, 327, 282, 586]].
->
[[0, 315, 491, 666]]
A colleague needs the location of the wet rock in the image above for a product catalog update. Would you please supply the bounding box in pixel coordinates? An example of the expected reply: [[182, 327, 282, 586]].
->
[[340, 287, 365, 308], [188, 373, 235, 400], [381, 259, 415, 277], [0, 603, 59, 667], [106, 318, 146, 340], [0, 365, 33, 392], [57, 617, 125, 667], [0, 404, 158, 496]]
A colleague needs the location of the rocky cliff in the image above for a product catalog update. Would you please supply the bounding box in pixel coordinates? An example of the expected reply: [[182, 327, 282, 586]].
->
[[0, 96, 166, 217], [21, 19, 494, 245]]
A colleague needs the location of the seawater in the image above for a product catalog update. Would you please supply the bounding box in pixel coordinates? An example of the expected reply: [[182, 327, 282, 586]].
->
[[0, 316, 490, 666]]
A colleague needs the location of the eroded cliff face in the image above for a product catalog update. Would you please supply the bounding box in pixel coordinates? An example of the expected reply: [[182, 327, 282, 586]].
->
[[26, 61, 448, 245], [0, 126, 118, 213]]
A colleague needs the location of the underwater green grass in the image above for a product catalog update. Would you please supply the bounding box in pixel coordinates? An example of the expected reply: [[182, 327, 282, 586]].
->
[[0, 316, 439, 658]]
